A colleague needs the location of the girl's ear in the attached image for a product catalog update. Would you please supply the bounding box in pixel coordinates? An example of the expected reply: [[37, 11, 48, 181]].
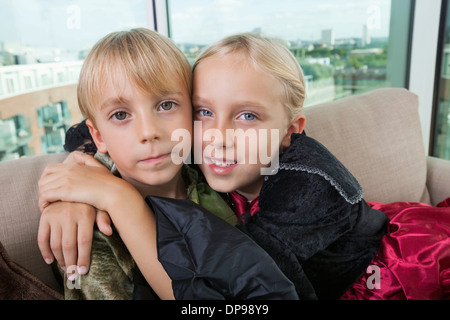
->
[[86, 119, 108, 153], [281, 114, 306, 149]]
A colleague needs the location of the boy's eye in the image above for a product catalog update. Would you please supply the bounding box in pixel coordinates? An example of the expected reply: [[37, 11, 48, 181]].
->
[[159, 101, 175, 111], [238, 113, 257, 121], [112, 111, 128, 121]]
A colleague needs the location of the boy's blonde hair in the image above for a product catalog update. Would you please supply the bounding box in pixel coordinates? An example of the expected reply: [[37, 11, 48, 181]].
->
[[193, 33, 305, 120], [78, 28, 192, 123]]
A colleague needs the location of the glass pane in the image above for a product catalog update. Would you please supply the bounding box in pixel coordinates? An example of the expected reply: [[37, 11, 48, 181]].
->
[[0, 0, 149, 161], [433, 1, 450, 160], [168, 0, 411, 106]]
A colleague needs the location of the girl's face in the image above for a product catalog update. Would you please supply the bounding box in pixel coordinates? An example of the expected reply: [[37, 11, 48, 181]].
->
[[86, 72, 193, 198], [192, 53, 304, 200]]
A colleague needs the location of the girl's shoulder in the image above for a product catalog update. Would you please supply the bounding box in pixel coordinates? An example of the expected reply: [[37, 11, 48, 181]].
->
[[271, 133, 363, 205]]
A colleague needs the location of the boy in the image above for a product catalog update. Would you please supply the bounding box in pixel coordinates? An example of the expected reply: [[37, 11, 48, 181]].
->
[[38, 28, 298, 300]]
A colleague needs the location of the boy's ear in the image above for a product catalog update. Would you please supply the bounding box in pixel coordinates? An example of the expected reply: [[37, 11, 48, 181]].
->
[[85, 119, 108, 153], [281, 114, 306, 149]]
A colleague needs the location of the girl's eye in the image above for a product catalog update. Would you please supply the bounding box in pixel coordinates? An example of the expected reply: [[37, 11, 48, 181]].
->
[[197, 110, 213, 117], [112, 111, 128, 121], [159, 101, 175, 111], [238, 113, 257, 121]]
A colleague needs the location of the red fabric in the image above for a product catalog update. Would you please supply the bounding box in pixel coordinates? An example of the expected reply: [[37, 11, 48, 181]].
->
[[229, 192, 260, 223], [231, 190, 450, 299], [340, 198, 450, 300]]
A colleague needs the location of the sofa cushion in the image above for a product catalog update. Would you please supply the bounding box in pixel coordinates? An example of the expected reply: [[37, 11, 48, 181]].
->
[[0, 153, 68, 292], [0, 241, 63, 299], [303, 88, 430, 204]]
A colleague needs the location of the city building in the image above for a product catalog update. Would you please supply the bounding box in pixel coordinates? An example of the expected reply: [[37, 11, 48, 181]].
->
[[0, 62, 82, 161], [321, 29, 335, 46]]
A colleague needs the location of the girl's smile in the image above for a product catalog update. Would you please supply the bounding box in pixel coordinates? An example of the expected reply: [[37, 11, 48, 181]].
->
[[205, 156, 238, 175]]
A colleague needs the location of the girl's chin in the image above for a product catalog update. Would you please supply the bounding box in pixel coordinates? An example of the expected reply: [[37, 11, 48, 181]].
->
[[203, 178, 235, 194]]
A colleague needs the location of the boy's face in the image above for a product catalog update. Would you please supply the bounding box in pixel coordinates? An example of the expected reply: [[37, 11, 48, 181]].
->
[[87, 73, 192, 195], [192, 54, 299, 200]]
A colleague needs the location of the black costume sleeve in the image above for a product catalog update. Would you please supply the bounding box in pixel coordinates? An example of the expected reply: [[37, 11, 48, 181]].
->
[[146, 196, 299, 300]]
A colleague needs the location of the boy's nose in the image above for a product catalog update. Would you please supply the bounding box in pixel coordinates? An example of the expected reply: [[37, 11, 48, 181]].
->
[[137, 115, 160, 143]]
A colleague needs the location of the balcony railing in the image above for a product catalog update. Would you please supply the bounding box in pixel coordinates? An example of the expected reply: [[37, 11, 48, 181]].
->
[[0, 61, 83, 99]]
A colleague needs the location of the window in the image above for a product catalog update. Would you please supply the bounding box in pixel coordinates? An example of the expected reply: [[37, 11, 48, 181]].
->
[[0, 114, 31, 161], [0, 0, 415, 162], [167, 0, 413, 106], [37, 101, 72, 154], [432, 0, 450, 160]]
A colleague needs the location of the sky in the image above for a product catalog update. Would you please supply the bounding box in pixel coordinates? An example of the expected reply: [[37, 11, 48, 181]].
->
[[0, 0, 149, 50], [169, 0, 391, 45], [0, 0, 391, 52]]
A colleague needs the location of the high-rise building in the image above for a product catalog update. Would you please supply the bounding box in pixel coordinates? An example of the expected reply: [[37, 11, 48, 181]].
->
[[321, 29, 335, 46], [363, 24, 371, 46]]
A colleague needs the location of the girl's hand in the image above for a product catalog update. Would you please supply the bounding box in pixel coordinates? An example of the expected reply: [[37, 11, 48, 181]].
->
[[38, 156, 121, 212], [62, 150, 87, 164]]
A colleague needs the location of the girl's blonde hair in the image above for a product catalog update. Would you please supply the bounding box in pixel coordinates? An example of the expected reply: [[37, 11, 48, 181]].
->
[[77, 28, 192, 123], [193, 33, 306, 120]]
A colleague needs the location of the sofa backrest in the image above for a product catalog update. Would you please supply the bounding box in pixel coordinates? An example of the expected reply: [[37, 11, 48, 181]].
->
[[303, 87, 430, 204], [0, 153, 67, 291], [0, 87, 430, 289]]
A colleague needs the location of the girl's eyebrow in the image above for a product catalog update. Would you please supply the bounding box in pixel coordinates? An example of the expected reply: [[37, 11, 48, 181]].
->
[[192, 96, 269, 113], [234, 101, 267, 109], [191, 96, 209, 106]]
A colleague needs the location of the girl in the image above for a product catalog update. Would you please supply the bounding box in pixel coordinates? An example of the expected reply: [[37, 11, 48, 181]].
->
[[191, 33, 450, 300], [38, 28, 298, 300]]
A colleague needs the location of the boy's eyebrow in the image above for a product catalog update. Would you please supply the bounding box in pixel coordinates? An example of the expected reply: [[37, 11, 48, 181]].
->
[[100, 97, 127, 110], [100, 91, 184, 110]]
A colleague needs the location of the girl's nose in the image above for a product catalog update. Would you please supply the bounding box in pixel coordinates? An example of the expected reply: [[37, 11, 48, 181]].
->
[[210, 121, 234, 149]]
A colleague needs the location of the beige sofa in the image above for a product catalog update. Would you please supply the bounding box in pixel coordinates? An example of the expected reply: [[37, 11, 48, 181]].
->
[[1, 87, 450, 297]]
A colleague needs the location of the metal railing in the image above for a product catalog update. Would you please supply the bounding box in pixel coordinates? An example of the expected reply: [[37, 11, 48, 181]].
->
[[0, 61, 82, 99]]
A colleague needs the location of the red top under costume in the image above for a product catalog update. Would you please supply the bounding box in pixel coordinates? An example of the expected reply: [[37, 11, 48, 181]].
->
[[229, 191, 259, 224]]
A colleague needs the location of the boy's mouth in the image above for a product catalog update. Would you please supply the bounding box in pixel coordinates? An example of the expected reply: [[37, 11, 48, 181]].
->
[[140, 153, 170, 164]]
